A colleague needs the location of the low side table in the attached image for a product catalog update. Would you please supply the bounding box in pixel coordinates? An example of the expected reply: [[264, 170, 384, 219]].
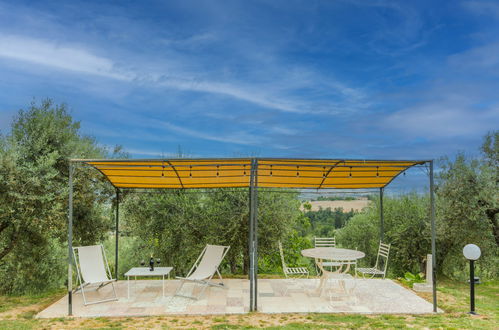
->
[[124, 267, 173, 299]]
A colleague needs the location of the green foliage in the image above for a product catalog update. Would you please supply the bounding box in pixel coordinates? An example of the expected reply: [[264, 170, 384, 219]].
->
[[122, 188, 307, 277], [338, 194, 431, 276], [0, 100, 113, 294], [0, 100, 496, 297], [338, 131, 499, 280], [436, 142, 498, 280], [304, 207, 356, 237], [398, 272, 425, 288], [103, 235, 143, 281]]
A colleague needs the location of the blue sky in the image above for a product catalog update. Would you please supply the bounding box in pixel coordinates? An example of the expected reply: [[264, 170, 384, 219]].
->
[[0, 0, 498, 168]]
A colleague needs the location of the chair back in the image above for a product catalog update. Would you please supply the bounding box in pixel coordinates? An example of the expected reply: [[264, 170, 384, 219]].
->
[[278, 241, 287, 271], [374, 242, 391, 273], [73, 245, 111, 284], [314, 237, 336, 248], [190, 244, 230, 280]]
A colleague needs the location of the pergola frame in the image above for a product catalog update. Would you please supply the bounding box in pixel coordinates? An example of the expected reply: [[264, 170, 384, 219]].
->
[[67, 158, 437, 315]]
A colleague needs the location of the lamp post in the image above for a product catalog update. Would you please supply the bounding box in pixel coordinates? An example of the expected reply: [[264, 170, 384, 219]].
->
[[463, 244, 481, 315]]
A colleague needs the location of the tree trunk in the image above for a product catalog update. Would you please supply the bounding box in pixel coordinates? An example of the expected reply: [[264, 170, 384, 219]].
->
[[0, 228, 18, 261]]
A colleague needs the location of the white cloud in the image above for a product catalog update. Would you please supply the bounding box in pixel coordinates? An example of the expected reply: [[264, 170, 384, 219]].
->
[[382, 103, 499, 138], [0, 34, 133, 80], [448, 41, 499, 69]]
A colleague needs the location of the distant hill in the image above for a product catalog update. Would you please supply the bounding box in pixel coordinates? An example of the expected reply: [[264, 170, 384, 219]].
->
[[301, 200, 371, 212]]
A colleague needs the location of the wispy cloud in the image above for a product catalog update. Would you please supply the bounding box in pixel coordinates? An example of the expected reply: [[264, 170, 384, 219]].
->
[[0, 0, 497, 170], [448, 41, 499, 69], [158, 120, 263, 146], [123, 148, 183, 158], [462, 0, 499, 18], [382, 103, 498, 138], [0, 33, 366, 115], [0, 34, 132, 80]]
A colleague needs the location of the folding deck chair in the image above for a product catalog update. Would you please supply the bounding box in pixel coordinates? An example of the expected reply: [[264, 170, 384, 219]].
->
[[73, 244, 118, 305], [175, 244, 230, 299]]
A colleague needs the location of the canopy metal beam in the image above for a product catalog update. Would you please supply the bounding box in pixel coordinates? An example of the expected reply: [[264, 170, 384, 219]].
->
[[165, 160, 184, 188]]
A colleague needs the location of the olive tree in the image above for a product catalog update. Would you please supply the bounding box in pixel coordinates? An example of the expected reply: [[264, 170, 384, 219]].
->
[[0, 100, 114, 293], [122, 188, 306, 276]]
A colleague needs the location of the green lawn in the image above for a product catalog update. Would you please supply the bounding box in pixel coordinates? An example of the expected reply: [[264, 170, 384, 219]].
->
[[0, 278, 497, 329]]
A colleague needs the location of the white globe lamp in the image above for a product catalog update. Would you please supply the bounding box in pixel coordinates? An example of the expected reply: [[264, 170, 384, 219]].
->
[[463, 244, 481, 260]]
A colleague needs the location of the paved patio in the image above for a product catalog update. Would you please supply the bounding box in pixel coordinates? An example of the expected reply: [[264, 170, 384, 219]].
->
[[37, 278, 437, 318]]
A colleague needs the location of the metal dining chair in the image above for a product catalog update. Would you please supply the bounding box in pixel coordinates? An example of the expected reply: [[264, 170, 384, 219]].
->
[[314, 237, 342, 274], [356, 242, 391, 279]]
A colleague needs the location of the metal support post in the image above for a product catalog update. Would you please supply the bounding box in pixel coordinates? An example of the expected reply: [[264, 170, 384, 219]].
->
[[469, 260, 476, 314], [429, 160, 438, 312], [115, 189, 120, 280], [248, 162, 254, 312], [253, 159, 258, 311], [248, 158, 258, 312], [379, 187, 384, 242], [68, 162, 74, 316]]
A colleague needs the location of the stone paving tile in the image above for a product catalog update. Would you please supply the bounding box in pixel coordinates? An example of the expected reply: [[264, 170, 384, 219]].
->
[[227, 290, 242, 298], [36, 278, 438, 318], [125, 307, 146, 314], [208, 297, 227, 307], [227, 297, 243, 307], [259, 292, 275, 297], [187, 305, 209, 314], [226, 306, 245, 314], [206, 305, 227, 314]]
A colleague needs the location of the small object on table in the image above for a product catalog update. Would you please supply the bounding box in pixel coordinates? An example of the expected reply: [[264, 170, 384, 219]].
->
[[140, 260, 145, 266], [149, 256, 155, 271]]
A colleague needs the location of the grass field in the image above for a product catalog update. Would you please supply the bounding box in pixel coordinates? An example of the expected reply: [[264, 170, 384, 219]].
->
[[0, 278, 497, 329]]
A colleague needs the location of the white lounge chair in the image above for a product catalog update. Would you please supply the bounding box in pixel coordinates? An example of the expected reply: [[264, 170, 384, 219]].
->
[[356, 242, 391, 279], [175, 244, 230, 299], [72, 245, 118, 305]]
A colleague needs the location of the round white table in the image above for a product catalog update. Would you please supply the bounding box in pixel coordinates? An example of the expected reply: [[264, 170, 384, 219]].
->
[[301, 247, 365, 294], [301, 247, 365, 261]]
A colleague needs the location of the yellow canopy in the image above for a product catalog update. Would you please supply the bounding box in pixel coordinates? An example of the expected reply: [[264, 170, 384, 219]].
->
[[73, 158, 426, 190]]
